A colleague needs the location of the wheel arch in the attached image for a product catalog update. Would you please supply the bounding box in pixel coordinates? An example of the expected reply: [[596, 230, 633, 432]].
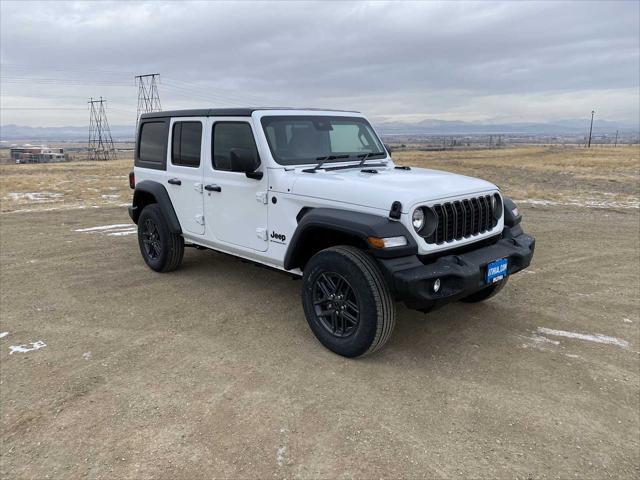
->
[[283, 207, 418, 271], [129, 180, 182, 233]]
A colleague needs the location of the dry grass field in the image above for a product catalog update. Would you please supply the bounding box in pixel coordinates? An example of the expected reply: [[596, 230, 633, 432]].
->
[[394, 145, 640, 209], [1, 145, 637, 213], [1, 145, 639, 478]]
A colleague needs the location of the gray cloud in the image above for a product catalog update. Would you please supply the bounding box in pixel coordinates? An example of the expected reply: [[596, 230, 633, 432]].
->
[[1, 0, 638, 126]]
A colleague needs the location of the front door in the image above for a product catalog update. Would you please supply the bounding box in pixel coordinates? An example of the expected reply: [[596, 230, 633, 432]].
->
[[203, 118, 268, 252], [165, 118, 205, 235]]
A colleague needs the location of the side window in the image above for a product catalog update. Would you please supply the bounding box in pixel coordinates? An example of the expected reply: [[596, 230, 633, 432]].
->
[[138, 122, 166, 164], [171, 121, 202, 167], [212, 122, 258, 171]]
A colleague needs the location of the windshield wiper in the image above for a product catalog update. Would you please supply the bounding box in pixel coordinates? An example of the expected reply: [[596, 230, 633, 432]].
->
[[357, 151, 386, 167], [303, 154, 349, 173]]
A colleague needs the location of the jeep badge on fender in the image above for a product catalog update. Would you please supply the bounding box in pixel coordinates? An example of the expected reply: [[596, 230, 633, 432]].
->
[[270, 231, 286, 243], [128, 108, 535, 358]]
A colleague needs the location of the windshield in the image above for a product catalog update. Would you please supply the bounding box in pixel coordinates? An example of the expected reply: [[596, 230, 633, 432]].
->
[[261, 116, 386, 166]]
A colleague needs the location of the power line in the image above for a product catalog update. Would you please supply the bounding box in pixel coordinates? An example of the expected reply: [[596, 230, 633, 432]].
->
[[88, 97, 116, 161]]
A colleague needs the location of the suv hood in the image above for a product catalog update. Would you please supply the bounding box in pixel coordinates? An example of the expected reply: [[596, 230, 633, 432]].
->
[[290, 166, 497, 213]]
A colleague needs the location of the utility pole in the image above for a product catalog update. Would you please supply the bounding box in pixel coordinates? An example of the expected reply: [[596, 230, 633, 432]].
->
[[88, 97, 116, 161], [614, 130, 619, 147], [587, 109, 595, 148], [135, 74, 162, 128]]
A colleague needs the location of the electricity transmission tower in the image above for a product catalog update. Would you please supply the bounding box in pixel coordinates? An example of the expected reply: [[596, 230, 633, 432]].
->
[[135, 73, 162, 127], [88, 97, 116, 161]]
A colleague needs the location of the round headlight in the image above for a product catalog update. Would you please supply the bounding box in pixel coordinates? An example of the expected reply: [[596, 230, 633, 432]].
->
[[412, 208, 425, 231]]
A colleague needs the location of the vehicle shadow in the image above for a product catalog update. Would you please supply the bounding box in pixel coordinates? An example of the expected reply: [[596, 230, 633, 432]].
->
[[181, 247, 521, 365]]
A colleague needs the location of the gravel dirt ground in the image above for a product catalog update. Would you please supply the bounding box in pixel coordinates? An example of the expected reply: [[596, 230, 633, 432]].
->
[[1, 147, 639, 479]]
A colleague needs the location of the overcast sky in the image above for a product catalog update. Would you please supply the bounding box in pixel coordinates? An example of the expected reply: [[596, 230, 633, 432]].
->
[[1, 0, 638, 127]]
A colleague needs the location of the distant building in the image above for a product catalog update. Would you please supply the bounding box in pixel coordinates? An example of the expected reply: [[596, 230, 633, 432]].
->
[[10, 144, 67, 163]]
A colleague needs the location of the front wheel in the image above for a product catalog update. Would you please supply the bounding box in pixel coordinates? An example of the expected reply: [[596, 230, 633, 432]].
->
[[302, 246, 396, 358], [461, 277, 509, 303]]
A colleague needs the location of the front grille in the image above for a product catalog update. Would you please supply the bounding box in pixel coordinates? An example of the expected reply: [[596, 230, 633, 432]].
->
[[424, 195, 497, 244]]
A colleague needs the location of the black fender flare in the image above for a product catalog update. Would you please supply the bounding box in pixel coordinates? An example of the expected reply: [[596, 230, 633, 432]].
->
[[502, 196, 522, 227], [129, 180, 182, 233], [283, 208, 418, 270]]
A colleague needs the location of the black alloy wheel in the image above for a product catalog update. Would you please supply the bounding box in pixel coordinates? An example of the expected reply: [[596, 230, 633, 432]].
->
[[312, 272, 360, 338], [141, 217, 162, 260]]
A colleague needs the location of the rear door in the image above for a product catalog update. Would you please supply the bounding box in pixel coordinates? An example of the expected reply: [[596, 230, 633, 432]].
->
[[165, 118, 205, 235], [203, 118, 268, 251]]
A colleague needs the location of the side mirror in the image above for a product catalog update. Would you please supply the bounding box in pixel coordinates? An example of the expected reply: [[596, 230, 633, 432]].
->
[[384, 143, 393, 155], [230, 148, 263, 179]]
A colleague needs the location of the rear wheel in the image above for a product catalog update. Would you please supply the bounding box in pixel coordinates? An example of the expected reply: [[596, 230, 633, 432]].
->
[[137, 204, 184, 272], [302, 246, 395, 357], [461, 277, 508, 303]]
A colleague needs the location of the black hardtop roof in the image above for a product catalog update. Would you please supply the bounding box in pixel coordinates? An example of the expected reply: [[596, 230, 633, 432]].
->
[[139, 107, 360, 119]]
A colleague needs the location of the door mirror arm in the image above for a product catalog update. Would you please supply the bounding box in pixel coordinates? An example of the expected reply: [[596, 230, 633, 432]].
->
[[245, 171, 264, 180]]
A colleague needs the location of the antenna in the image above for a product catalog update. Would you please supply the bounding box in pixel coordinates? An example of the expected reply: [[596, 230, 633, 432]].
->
[[135, 73, 162, 128], [88, 97, 116, 161]]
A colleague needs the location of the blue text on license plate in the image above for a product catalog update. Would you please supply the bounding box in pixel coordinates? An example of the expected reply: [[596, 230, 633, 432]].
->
[[486, 258, 508, 284]]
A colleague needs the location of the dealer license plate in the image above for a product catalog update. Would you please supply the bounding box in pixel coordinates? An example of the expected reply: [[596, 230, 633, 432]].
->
[[486, 258, 508, 284]]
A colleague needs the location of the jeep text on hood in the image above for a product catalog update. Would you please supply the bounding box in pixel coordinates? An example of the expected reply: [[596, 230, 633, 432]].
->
[[129, 107, 535, 357]]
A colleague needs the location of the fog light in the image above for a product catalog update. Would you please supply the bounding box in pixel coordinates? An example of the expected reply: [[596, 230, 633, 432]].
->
[[433, 278, 441, 293]]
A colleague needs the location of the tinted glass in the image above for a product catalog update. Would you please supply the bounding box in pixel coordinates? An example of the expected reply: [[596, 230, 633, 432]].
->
[[212, 122, 258, 171], [139, 122, 166, 163], [260, 116, 385, 165], [172, 122, 202, 167]]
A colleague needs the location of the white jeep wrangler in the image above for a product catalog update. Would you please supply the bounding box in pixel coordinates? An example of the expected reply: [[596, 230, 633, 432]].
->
[[129, 108, 535, 357]]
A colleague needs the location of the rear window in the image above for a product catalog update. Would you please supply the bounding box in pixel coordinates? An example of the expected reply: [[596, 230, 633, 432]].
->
[[139, 122, 166, 163], [172, 122, 202, 167]]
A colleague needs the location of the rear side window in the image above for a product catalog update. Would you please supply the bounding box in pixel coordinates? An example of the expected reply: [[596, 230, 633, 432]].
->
[[212, 122, 258, 171], [172, 122, 202, 167], [138, 122, 166, 164]]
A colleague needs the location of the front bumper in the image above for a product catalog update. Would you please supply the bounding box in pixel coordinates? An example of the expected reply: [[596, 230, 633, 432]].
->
[[378, 228, 535, 311]]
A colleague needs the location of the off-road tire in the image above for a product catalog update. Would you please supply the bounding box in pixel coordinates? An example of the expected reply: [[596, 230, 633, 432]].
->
[[461, 277, 509, 303], [137, 204, 184, 273], [302, 246, 395, 357]]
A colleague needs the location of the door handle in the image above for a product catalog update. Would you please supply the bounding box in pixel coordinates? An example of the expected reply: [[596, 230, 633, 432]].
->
[[168, 178, 182, 185], [204, 184, 222, 192]]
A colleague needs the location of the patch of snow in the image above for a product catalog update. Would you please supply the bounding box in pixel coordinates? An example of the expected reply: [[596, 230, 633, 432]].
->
[[623, 318, 633, 324], [9, 340, 46, 354], [276, 446, 286, 467], [519, 198, 639, 210], [537, 327, 629, 348], [100, 194, 120, 200], [83, 351, 92, 360], [528, 334, 560, 346], [7, 192, 63, 203], [107, 229, 137, 236], [0, 332, 8, 339], [75, 223, 132, 232]]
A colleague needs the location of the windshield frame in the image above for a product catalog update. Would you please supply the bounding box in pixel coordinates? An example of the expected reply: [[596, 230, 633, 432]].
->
[[260, 115, 387, 166]]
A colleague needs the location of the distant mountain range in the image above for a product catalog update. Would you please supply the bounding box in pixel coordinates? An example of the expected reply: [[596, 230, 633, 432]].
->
[[376, 118, 639, 136], [1, 118, 637, 142], [0, 124, 136, 142]]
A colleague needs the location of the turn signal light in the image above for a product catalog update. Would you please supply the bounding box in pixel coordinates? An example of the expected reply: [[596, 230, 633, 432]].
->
[[129, 171, 135, 189], [368, 236, 408, 249]]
